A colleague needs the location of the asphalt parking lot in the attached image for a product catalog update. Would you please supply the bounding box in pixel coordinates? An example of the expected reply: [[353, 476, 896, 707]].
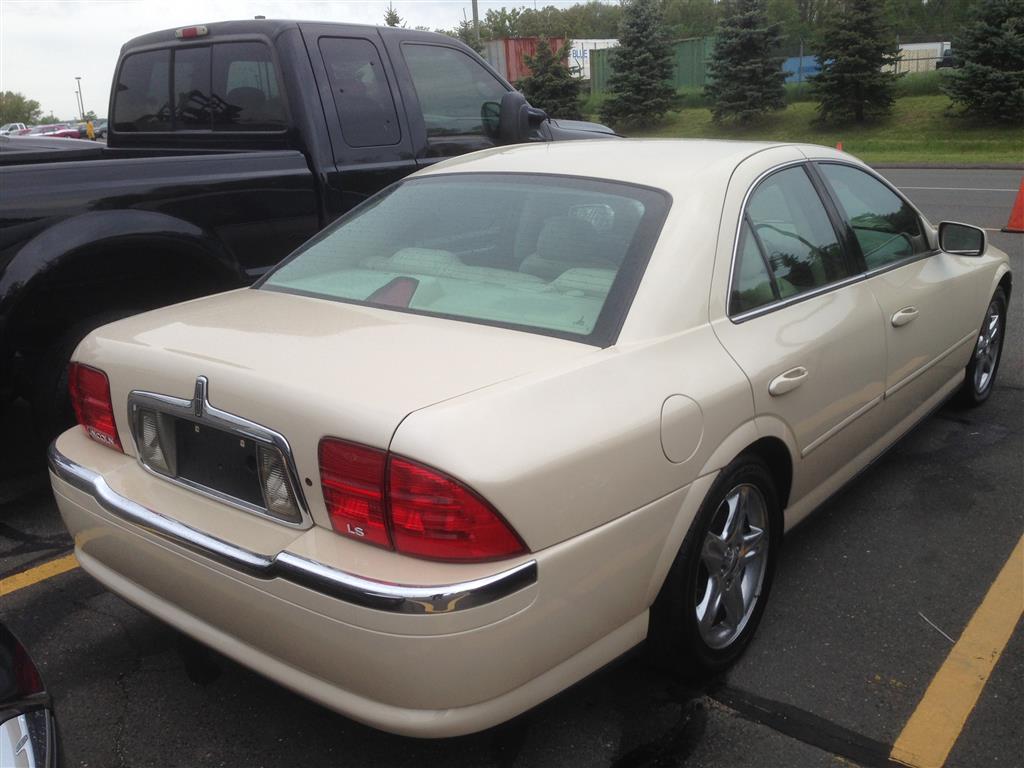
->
[[1, 167, 1021, 768]]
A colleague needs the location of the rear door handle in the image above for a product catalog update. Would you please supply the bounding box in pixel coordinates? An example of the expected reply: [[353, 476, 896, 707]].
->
[[891, 307, 919, 327], [769, 366, 809, 396]]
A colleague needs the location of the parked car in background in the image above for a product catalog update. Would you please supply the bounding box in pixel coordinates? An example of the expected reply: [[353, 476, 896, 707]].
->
[[0, 622, 58, 767], [0, 123, 27, 136], [92, 119, 108, 139], [48, 140, 1010, 738], [22, 124, 80, 138], [0, 19, 613, 478]]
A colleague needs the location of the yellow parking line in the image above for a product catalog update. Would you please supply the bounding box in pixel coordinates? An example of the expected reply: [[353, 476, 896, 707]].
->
[[890, 534, 1024, 768], [0, 553, 79, 597]]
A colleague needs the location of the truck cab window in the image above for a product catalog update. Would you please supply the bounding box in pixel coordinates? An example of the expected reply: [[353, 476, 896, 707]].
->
[[212, 42, 287, 131], [113, 49, 172, 132], [402, 44, 508, 140], [319, 37, 400, 147], [174, 46, 212, 129]]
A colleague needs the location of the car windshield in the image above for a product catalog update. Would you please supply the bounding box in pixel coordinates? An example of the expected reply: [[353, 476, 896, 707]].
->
[[261, 173, 669, 345]]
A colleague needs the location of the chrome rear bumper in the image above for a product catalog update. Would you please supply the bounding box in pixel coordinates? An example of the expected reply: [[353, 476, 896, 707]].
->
[[48, 442, 536, 615]]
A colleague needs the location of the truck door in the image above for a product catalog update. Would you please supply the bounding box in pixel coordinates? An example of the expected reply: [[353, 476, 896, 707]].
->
[[299, 25, 417, 218]]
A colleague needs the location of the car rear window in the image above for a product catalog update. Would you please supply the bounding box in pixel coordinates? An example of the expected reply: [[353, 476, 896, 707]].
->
[[260, 174, 670, 346], [114, 42, 286, 132]]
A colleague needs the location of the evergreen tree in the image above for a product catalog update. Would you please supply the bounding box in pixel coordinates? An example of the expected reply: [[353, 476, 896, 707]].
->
[[599, 0, 677, 128], [942, 0, 1024, 123], [519, 41, 583, 119], [811, 0, 900, 123], [384, 3, 404, 27], [705, 0, 786, 122]]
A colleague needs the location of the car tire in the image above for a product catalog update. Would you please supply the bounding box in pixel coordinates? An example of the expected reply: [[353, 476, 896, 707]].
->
[[955, 287, 1007, 408], [31, 309, 139, 448], [649, 455, 781, 676]]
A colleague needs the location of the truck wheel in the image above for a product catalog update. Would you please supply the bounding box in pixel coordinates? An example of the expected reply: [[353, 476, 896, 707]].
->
[[31, 310, 139, 447]]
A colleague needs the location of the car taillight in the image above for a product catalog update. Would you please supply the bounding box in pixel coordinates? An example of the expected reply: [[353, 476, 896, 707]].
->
[[13, 639, 44, 696], [318, 438, 527, 562], [319, 439, 390, 548], [389, 457, 526, 562], [68, 362, 122, 452]]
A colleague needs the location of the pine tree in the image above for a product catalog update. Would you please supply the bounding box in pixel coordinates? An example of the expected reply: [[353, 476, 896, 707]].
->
[[599, 0, 677, 129], [942, 0, 1024, 123], [384, 3, 403, 28], [519, 41, 583, 120], [811, 0, 900, 123], [705, 0, 786, 123]]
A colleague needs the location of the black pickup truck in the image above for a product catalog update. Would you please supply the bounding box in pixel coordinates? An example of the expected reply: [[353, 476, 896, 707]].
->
[[0, 19, 613, 470]]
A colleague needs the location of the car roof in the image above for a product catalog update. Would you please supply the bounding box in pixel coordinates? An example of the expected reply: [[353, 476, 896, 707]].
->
[[415, 139, 810, 197]]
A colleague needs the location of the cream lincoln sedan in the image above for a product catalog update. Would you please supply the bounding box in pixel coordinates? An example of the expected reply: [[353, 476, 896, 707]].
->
[[48, 140, 1010, 738]]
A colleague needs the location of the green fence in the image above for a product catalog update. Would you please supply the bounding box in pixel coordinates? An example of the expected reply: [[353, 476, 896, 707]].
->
[[591, 36, 717, 94]]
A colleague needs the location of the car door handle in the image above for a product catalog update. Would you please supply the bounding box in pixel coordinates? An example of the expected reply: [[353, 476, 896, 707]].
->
[[891, 307, 919, 327], [768, 367, 809, 396]]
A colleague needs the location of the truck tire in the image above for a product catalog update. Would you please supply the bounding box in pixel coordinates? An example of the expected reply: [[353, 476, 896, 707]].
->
[[31, 309, 140, 448]]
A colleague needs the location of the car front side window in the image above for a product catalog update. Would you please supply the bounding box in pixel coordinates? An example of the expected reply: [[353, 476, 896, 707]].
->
[[817, 163, 929, 270]]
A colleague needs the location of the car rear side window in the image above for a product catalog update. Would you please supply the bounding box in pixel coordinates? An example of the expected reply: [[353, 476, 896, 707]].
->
[[113, 42, 285, 133], [740, 166, 850, 310], [319, 37, 401, 147], [817, 163, 928, 270], [113, 49, 172, 132]]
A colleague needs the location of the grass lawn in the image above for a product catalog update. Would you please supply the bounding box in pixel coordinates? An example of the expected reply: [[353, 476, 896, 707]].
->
[[612, 95, 1023, 165]]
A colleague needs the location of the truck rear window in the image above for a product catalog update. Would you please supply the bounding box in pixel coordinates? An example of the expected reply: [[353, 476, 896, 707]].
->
[[114, 42, 286, 133], [260, 174, 670, 346]]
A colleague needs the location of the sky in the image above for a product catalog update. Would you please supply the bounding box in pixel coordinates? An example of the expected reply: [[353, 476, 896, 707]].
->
[[0, 0, 580, 120]]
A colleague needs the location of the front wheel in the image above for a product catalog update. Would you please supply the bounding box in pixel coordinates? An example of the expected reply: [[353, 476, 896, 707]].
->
[[649, 456, 781, 675], [956, 287, 1007, 408]]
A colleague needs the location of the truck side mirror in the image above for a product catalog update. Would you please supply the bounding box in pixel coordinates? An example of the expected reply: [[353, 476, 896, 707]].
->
[[938, 221, 986, 256], [497, 91, 547, 145]]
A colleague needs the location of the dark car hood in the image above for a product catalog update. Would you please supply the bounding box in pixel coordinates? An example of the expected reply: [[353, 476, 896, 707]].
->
[[545, 118, 619, 139]]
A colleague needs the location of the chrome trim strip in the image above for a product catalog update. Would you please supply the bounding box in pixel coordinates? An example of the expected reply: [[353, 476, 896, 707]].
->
[[884, 331, 976, 399], [800, 394, 883, 458], [127, 377, 311, 529], [48, 443, 537, 615]]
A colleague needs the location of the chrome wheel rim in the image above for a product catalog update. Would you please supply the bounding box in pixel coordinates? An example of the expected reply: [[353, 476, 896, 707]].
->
[[695, 483, 769, 650], [973, 300, 1002, 395]]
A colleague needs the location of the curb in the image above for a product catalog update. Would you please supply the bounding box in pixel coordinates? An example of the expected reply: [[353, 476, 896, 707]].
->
[[870, 163, 1024, 170]]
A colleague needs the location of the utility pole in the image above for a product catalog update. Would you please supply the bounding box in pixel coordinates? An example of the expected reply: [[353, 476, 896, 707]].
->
[[472, 0, 480, 43], [74, 77, 85, 120]]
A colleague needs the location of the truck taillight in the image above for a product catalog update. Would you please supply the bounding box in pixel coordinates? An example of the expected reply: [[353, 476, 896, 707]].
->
[[318, 438, 527, 562], [68, 362, 123, 452]]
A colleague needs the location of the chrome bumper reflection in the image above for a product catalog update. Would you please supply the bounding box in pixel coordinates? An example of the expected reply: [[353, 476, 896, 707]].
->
[[48, 442, 537, 615]]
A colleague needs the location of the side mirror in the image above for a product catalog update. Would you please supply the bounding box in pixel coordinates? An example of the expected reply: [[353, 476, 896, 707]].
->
[[938, 221, 986, 256], [497, 90, 548, 145]]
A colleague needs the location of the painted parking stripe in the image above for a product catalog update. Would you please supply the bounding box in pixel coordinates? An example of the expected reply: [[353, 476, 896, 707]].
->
[[890, 534, 1023, 768], [0, 552, 78, 597], [896, 186, 1018, 193]]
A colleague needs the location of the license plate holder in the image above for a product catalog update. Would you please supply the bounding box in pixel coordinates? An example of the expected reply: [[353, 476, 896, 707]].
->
[[175, 419, 264, 507]]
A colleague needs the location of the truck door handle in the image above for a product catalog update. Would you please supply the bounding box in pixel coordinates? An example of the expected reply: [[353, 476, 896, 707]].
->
[[891, 307, 919, 327], [769, 367, 809, 396]]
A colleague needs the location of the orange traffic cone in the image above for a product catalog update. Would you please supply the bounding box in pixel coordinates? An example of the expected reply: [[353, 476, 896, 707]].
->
[[1003, 178, 1024, 233], [836, 141, 843, 151]]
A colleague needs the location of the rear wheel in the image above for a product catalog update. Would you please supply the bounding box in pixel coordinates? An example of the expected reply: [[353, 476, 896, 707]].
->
[[650, 456, 781, 675], [956, 288, 1006, 408]]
